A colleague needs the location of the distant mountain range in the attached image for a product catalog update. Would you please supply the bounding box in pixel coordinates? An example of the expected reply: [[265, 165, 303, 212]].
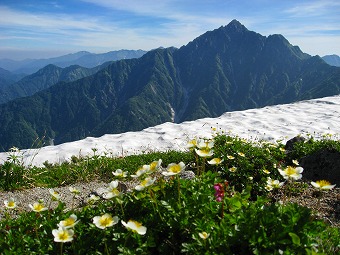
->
[[322, 54, 340, 67], [0, 49, 147, 74], [0, 67, 25, 89], [0, 19, 340, 151], [0, 63, 112, 105]]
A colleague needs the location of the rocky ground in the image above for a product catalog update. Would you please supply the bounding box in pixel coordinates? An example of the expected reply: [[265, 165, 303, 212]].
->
[[0, 179, 339, 228], [270, 183, 340, 228]]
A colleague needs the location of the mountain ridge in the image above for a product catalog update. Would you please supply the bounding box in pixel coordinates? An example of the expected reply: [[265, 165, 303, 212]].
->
[[0, 49, 147, 74], [0, 20, 339, 151], [0, 63, 112, 104], [322, 54, 340, 67]]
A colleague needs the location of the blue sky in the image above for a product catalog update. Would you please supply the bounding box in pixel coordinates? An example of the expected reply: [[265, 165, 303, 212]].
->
[[0, 0, 339, 60]]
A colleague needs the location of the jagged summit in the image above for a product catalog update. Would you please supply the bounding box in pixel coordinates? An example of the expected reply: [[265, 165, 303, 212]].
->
[[0, 20, 340, 150], [224, 19, 248, 32]]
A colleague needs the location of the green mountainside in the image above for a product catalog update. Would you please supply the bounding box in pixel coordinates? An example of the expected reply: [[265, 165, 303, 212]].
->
[[0, 20, 340, 151], [0, 64, 112, 104]]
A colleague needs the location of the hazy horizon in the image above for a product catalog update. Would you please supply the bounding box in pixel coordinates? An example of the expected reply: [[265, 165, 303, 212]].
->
[[0, 1, 339, 60]]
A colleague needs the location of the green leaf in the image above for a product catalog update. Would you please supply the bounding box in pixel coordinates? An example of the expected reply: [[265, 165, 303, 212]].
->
[[160, 200, 175, 213], [228, 195, 243, 212], [289, 232, 300, 245]]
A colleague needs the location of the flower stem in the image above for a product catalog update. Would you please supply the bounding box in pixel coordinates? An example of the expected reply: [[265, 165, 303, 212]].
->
[[60, 242, 63, 255], [177, 175, 181, 205], [105, 240, 110, 255], [149, 190, 163, 221]]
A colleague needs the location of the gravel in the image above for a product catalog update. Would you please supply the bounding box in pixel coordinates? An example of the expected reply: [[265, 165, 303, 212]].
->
[[1, 179, 339, 228]]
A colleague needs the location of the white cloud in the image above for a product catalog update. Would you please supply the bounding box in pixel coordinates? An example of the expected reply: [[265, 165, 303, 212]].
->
[[0, 1, 339, 59], [284, 0, 340, 17], [0, 6, 110, 34], [80, 0, 182, 18], [0, 4, 232, 53]]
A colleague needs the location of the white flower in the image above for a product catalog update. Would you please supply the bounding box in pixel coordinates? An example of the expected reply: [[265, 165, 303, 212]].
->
[[93, 213, 119, 229], [4, 197, 17, 209], [149, 159, 162, 172], [197, 139, 214, 149], [263, 169, 270, 174], [229, 166, 237, 172], [278, 166, 303, 180], [121, 220, 147, 235], [198, 231, 210, 239], [186, 139, 197, 149], [265, 177, 284, 191], [195, 139, 214, 158], [207, 158, 224, 165], [112, 169, 128, 178], [162, 162, 186, 176], [29, 201, 48, 212], [311, 180, 336, 190], [69, 187, 80, 195], [130, 165, 150, 178], [87, 194, 100, 203], [292, 159, 299, 166], [58, 214, 79, 229], [237, 152, 245, 157], [52, 227, 74, 243], [103, 181, 121, 199], [135, 177, 156, 191], [195, 148, 214, 158], [49, 189, 61, 200]]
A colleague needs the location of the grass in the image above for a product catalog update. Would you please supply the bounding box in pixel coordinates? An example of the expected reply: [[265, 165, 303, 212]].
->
[[0, 133, 339, 254]]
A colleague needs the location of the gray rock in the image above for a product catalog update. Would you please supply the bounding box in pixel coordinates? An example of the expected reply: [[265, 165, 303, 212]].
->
[[285, 136, 306, 151], [299, 148, 340, 186]]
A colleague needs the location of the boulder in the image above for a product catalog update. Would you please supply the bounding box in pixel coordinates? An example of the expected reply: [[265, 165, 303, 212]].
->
[[299, 148, 340, 186], [285, 136, 306, 151]]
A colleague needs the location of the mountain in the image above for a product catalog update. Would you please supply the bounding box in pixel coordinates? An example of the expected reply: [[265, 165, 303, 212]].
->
[[322, 54, 340, 67], [56, 50, 147, 69], [0, 50, 147, 74], [0, 67, 25, 89], [0, 19, 340, 151], [0, 63, 111, 104]]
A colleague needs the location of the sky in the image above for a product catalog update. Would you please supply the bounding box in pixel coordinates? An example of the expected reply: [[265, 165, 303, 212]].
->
[[0, 0, 339, 60]]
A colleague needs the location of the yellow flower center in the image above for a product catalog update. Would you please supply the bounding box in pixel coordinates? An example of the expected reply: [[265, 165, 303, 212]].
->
[[150, 162, 157, 171], [199, 232, 209, 239], [316, 180, 331, 187], [169, 164, 181, 173], [285, 166, 297, 176], [58, 231, 70, 241], [34, 203, 45, 211], [110, 188, 120, 195], [8, 201, 15, 207], [100, 216, 113, 227], [64, 218, 75, 226], [188, 140, 197, 147], [214, 158, 221, 163], [229, 167, 237, 172], [141, 179, 148, 186]]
